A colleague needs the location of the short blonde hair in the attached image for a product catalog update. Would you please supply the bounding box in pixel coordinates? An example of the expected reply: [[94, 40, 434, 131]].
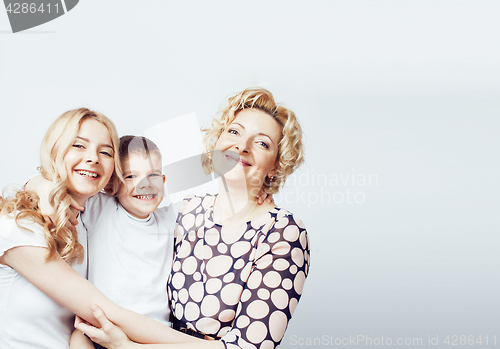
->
[[202, 88, 304, 194], [1, 108, 122, 264]]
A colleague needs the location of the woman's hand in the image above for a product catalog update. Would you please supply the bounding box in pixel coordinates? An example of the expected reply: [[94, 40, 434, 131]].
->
[[75, 305, 134, 349], [256, 188, 274, 205]]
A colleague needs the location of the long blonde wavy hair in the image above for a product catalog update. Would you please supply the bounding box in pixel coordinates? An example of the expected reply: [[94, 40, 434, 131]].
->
[[202, 88, 304, 194], [0, 108, 122, 264]]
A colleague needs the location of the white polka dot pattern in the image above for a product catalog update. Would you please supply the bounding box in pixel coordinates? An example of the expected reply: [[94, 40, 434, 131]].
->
[[167, 194, 310, 349]]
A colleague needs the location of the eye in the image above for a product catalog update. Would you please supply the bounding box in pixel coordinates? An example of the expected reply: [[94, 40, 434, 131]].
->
[[149, 173, 161, 177], [228, 129, 239, 135], [125, 175, 136, 179], [72, 144, 84, 149], [100, 150, 113, 157], [257, 141, 269, 149]]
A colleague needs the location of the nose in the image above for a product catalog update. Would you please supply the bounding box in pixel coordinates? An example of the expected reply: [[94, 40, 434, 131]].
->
[[85, 149, 99, 164], [234, 138, 250, 154], [137, 176, 152, 189]]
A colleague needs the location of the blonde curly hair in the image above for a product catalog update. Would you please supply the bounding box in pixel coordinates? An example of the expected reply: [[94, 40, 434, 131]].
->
[[202, 88, 304, 194], [0, 108, 122, 264]]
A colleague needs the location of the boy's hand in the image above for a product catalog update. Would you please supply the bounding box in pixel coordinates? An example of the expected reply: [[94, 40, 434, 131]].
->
[[68, 196, 85, 229], [26, 175, 84, 232], [25, 175, 56, 216]]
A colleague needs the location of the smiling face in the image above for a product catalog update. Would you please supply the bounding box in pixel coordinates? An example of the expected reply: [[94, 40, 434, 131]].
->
[[116, 153, 165, 219], [213, 108, 282, 191], [63, 119, 115, 204]]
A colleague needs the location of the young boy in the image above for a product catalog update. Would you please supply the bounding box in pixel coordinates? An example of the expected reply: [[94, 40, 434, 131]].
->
[[70, 136, 178, 348]]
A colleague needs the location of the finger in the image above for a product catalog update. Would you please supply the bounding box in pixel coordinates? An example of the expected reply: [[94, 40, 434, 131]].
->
[[74, 317, 102, 340], [65, 221, 77, 232], [256, 191, 267, 205], [91, 305, 114, 331], [68, 207, 79, 226], [75, 315, 93, 328], [65, 216, 77, 232], [70, 197, 84, 212]]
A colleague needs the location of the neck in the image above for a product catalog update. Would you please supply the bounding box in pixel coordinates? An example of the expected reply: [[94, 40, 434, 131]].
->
[[215, 177, 261, 224], [70, 193, 89, 208]]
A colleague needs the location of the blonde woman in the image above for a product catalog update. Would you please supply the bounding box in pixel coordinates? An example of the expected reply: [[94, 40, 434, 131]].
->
[[76, 88, 310, 349]]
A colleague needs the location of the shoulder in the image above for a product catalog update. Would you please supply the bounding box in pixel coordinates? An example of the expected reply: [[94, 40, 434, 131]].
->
[[178, 193, 214, 215], [153, 203, 178, 227], [269, 207, 310, 257], [85, 192, 116, 212], [0, 214, 45, 236], [273, 207, 307, 231], [0, 214, 47, 257], [82, 192, 118, 233]]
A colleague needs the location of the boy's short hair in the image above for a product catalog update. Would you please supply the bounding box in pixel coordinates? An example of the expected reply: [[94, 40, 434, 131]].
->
[[119, 135, 162, 164]]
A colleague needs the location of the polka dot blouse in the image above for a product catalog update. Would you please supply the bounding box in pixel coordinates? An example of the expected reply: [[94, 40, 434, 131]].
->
[[167, 194, 310, 349]]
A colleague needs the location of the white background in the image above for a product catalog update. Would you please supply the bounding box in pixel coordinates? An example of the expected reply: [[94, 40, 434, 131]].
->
[[1, 1, 499, 348]]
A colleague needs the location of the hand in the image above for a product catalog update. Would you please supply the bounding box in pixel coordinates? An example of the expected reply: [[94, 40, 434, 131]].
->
[[74, 305, 133, 349], [26, 175, 84, 232], [43, 196, 83, 233], [70, 329, 95, 349], [256, 188, 274, 205], [68, 196, 84, 229]]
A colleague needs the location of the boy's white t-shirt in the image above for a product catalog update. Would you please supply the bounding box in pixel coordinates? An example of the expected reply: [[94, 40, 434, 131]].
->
[[83, 193, 178, 326], [0, 214, 88, 349]]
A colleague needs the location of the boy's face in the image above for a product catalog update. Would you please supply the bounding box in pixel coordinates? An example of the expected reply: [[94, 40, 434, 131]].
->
[[117, 153, 165, 219]]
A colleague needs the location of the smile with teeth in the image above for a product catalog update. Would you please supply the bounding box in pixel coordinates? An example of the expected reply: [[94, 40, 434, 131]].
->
[[134, 194, 156, 200], [76, 170, 100, 178]]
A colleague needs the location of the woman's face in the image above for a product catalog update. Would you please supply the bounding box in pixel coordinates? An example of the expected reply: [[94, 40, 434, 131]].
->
[[213, 108, 282, 190], [63, 119, 115, 202]]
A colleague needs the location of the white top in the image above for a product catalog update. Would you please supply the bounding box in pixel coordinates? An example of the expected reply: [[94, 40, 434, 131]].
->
[[84, 193, 178, 326], [0, 214, 88, 349]]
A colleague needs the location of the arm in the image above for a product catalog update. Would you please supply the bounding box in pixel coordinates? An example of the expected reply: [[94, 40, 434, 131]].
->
[[0, 245, 200, 345], [75, 307, 224, 349]]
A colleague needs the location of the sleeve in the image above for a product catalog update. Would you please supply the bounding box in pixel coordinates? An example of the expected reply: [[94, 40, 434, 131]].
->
[[220, 212, 311, 349], [0, 215, 48, 258]]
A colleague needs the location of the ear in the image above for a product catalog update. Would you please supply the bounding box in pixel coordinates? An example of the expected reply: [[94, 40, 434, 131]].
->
[[162, 175, 166, 183], [268, 163, 279, 178], [267, 170, 278, 180]]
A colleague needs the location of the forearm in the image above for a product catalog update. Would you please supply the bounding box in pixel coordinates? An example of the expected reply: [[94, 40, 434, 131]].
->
[[126, 340, 225, 349], [102, 306, 200, 345]]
